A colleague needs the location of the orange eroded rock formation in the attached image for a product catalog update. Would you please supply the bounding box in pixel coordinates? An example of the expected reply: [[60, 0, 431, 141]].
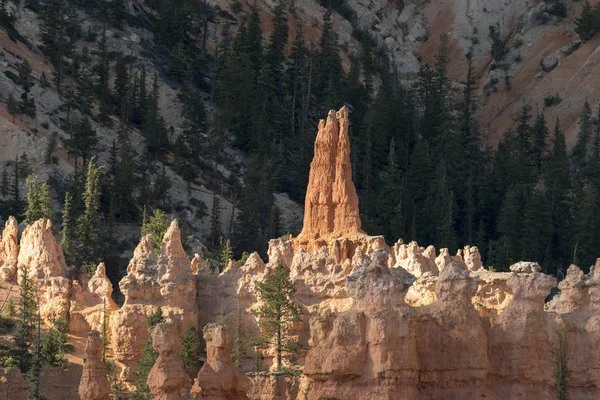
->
[[69, 263, 118, 335], [0, 216, 19, 281], [147, 322, 191, 400], [297, 106, 363, 245], [111, 220, 198, 375], [78, 330, 110, 400], [191, 323, 250, 399], [17, 219, 70, 325]]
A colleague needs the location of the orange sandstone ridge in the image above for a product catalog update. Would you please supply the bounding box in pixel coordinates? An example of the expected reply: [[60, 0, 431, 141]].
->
[[297, 106, 364, 248]]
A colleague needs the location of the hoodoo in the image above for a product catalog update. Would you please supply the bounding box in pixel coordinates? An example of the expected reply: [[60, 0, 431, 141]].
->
[[297, 106, 364, 244]]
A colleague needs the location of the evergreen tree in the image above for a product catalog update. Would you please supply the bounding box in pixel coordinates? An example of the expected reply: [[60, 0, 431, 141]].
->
[[180, 88, 208, 160], [13, 265, 37, 372], [521, 189, 552, 263], [17, 60, 36, 117], [317, 9, 343, 112], [251, 264, 301, 372], [495, 185, 523, 269], [61, 192, 75, 267], [489, 25, 506, 61], [39, 0, 79, 92], [141, 208, 169, 253], [532, 112, 549, 169], [552, 329, 570, 400], [64, 117, 98, 171], [544, 120, 574, 272], [7, 93, 19, 121], [209, 193, 221, 245], [572, 101, 593, 169], [10, 161, 23, 217], [96, 26, 112, 116], [109, 0, 126, 29], [1, 169, 8, 197], [178, 325, 201, 373], [219, 238, 233, 272], [575, 1, 600, 41], [76, 157, 102, 270], [41, 319, 69, 367], [134, 307, 164, 400], [24, 175, 53, 224], [574, 184, 600, 270]]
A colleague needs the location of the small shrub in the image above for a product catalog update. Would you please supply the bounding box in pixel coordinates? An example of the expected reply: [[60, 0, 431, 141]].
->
[[513, 38, 524, 49], [544, 93, 562, 107], [513, 53, 523, 63], [230, 0, 242, 14]]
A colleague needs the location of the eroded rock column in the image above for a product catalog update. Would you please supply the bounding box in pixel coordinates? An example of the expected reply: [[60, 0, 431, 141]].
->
[[78, 330, 110, 400]]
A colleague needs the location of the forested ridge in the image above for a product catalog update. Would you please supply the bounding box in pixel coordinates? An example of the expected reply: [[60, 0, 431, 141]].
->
[[1, 0, 600, 279]]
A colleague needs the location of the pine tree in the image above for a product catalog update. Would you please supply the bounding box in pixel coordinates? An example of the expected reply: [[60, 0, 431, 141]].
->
[[178, 325, 201, 373], [575, 1, 600, 41], [572, 101, 592, 169], [134, 307, 164, 400], [219, 238, 233, 272], [141, 209, 169, 253], [41, 319, 69, 367], [209, 193, 221, 245], [109, 0, 126, 29], [575, 184, 600, 270], [495, 185, 523, 269], [17, 60, 36, 117], [251, 264, 301, 372], [76, 157, 102, 270], [552, 329, 570, 400], [61, 192, 75, 267], [489, 25, 506, 61], [317, 9, 343, 112], [96, 26, 112, 116], [39, 0, 79, 93], [29, 310, 43, 400], [7, 93, 19, 121], [521, 189, 552, 263], [64, 117, 98, 170], [24, 175, 53, 224], [13, 265, 37, 372], [532, 112, 549, 169], [377, 139, 405, 241], [1, 168, 8, 197], [10, 161, 23, 218]]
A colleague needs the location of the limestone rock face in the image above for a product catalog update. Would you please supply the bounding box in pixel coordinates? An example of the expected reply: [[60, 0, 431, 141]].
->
[[191, 323, 250, 399], [0, 367, 28, 400], [113, 220, 198, 373], [78, 330, 110, 400], [17, 219, 70, 324], [69, 263, 118, 335], [297, 106, 363, 244], [147, 322, 191, 400], [0, 216, 19, 281]]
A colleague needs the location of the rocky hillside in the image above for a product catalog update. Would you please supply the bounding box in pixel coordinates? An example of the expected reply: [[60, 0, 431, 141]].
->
[[1, 0, 600, 280]]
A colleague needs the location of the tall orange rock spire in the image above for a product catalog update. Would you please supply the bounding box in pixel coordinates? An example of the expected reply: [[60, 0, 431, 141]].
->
[[298, 106, 363, 243]]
